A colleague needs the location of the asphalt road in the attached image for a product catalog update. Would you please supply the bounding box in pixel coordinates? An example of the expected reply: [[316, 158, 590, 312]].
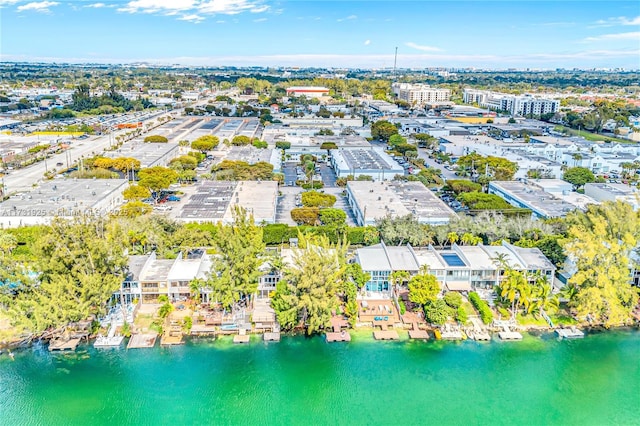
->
[[3, 111, 175, 193]]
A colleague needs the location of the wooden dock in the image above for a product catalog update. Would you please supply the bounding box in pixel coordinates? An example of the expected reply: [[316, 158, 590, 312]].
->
[[127, 333, 157, 349], [556, 327, 585, 339], [373, 330, 399, 341], [49, 338, 81, 352], [263, 332, 281, 342], [408, 329, 429, 340], [233, 335, 250, 344], [326, 331, 351, 342]]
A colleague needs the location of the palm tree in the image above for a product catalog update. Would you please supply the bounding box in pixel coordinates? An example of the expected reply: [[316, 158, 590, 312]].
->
[[571, 153, 583, 167]]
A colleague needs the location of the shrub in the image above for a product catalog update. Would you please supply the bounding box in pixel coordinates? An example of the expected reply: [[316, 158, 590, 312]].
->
[[144, 135, 168, 143], [398, 298, 406, 315], [300, 182, 324, 190], [320, 142, 338, 150], [301, 191, 336, 208], [443, 292, 462, 309], [252, 140, 268, 149], [469, 292, 493, 325], [290, 207, 320, 225], [275, 141, 291, 150], [456, 306, 468, 324]]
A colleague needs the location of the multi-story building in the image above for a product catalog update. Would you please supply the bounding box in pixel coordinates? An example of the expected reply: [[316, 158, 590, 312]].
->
[[463, 89, 559, 116], [392, 83, 451, 106], [355, 240, 556, 296]]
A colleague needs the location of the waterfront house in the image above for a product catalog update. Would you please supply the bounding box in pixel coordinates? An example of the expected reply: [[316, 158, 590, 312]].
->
[[354, 241, 556, 297]]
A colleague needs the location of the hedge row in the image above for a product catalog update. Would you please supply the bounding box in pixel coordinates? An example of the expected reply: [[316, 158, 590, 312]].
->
[[469, 292, 494, 325], [262, 223, 379, 246]]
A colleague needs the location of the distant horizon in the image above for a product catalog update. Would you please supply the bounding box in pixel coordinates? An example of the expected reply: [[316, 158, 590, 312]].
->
[[1, 1, 639, 69], [1, 59, 638, 72]]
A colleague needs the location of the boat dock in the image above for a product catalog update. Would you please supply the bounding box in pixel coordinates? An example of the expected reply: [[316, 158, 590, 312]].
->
[[440, 324, 463, 341], [498, 325, 523, 341], [408, 323, 429, 340], [233, 335, 250, 344], [373, 330, 399, 341], [556, 327, 585, 339], [94, 320, 125, 347], [127, 333, 157, 349], [326, 331, 351, 342], [263, 332, 281, 342], [49, 338, 81, 352], [467, 318, 491, 341]]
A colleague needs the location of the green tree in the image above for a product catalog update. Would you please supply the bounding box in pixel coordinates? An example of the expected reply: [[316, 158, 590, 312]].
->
[[191, 135, 219, 152], [207, 207, 265, 310], [371, 120, 399, 142], [291, 207, 320, 226], [408, 269, 440, 308], [138, 166, 179, 201], [563, 167, 595, 190], [424, 299, 450, 325], [122, 185, 151, 201], [562, 201, 638, 326], [7, 217, 127, 334], [277, 233, 348, 334]]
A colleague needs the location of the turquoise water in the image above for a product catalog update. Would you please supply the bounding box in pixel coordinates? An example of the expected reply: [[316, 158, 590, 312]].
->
[[1, 330, 639, 426]]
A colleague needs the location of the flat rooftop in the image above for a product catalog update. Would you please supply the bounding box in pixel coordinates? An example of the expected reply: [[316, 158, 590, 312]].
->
[[348, 180, 456, 224], [0, 178, 127, 218], [223, 146, 273, 165], [489, 180, 578, 218], [177, 180, 277, 224], [106, 142, 179, 168], [333, 148, 402, 173]]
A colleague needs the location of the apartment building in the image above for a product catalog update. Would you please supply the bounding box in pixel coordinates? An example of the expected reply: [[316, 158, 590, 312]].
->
[[392, 83, 451, 106], [463, 89, 559, 116]]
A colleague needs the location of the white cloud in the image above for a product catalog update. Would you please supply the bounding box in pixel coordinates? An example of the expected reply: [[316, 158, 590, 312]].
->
[[16, 1, 59, 12], [0, 0, 22, 6], [198, 0, 268, 15], [253, 17, 266, 22], [405, 42, 441, 52], [117, 0, 269, 21], [583, 31, 640, 42], [337, 14, 357, 22], [178, 13, 204, 23], [84, 2, 107, 8], [118, 0, 195, 14], [593, 16, 640, 27], [364, 40, 371, 46]]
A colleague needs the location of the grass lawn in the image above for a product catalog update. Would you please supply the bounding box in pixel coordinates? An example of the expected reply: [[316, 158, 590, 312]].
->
[[516, 313, 549, 326], [134, 313, 154, 332], [553, 125, 631, 144]]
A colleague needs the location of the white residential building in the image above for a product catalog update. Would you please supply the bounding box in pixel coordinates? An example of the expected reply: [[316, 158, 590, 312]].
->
[[392, 83, 451, 106], [463, 89, 559, 116], [355, 241, 556, 295]]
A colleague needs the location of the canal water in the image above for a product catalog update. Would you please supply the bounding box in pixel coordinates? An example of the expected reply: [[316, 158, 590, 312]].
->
[[1, 330, 638, 425]]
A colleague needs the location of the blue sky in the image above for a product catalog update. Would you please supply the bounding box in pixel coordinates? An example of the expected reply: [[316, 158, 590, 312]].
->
[[1, 0, 639, 69]]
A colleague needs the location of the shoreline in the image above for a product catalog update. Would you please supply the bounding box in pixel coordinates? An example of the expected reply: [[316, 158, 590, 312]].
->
[[3, 325, 638, 355]]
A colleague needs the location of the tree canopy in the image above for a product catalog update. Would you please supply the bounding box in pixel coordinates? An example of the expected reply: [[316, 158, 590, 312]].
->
[[563, 167, 595, 189]]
